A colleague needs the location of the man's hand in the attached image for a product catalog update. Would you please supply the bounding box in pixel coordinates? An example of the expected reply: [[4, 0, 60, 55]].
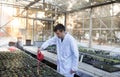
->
[[70, 69, 76, 74]]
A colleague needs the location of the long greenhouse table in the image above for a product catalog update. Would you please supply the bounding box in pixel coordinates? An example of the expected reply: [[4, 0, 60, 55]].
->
[[23, 46, 120, 77]]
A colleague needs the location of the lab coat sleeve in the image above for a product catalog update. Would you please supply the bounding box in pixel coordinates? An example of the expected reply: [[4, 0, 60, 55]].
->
[[40, 36, 56, 50], [70, 38, 79, 71]]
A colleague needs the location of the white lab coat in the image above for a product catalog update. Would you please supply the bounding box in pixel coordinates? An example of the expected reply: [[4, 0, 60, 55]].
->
[[41, 33, 79, 77]]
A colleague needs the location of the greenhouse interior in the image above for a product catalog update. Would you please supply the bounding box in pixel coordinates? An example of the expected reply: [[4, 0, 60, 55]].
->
[[0, 0, 120, 77]]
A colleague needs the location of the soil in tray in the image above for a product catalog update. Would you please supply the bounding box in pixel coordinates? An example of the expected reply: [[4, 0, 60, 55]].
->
[[0, 51, 64, 77]]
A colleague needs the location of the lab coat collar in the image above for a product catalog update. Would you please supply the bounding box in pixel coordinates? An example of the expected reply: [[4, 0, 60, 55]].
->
[[59, 32, 69, 43]]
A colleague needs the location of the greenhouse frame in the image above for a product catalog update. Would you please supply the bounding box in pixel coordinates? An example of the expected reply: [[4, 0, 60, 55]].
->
[[0, 0, 120, 77]]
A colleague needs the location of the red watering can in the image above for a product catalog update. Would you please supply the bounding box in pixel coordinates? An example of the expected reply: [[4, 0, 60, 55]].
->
[[37, 48, 44, 61], [37, 47, 44, 74]]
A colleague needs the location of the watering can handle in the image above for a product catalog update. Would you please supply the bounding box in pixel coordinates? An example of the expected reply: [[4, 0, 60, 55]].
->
[[37, 48, 44, 61]]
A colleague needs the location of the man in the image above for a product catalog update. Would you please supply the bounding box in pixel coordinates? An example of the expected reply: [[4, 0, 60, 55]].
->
[[40, 24, 79, 77]]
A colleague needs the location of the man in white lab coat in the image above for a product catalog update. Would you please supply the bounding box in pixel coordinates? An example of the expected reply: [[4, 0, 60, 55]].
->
[[40, 24, 79, 77]]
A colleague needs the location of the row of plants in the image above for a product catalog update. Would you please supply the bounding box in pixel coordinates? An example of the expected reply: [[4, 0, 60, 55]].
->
[[45, 45, 120, 72], [78, 46, 110, 56], [46, 45, 111, 57], [78, 46, 120, 72], [0, 58, 37, 70], [0, 66, 63, 77], [0, 50, 64, 77], [78, 46, 120, 65], [45, 45, 120, 65], [79, 46, 120, 60], [45, 45, 57, 54], [0, 51, 29, 60], [83, 55, 120, 72]]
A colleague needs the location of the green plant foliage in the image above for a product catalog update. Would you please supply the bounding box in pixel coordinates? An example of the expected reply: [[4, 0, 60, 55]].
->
[[0, 50, 64, 77], [78, 46, 120, 72]]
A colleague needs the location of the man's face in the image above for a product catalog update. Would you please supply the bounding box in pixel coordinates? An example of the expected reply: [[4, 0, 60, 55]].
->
[[55, 30, 64, 38]]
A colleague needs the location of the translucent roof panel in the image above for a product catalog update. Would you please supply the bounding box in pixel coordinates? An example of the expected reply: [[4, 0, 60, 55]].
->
[[45, 0, 116, 12], [0, 0, 117, 12]]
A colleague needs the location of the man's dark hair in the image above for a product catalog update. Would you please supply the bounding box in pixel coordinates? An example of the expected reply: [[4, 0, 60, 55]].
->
[[53, 24, 66, 32]]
